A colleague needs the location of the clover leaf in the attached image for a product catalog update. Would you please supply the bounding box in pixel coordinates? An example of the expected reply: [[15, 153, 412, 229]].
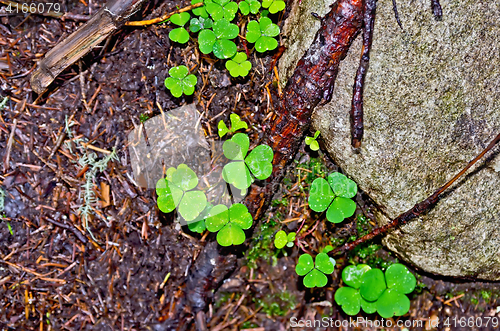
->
[[192, 0, 209, 18], [169, 12, 191, 44], [164, 65, 197, 97], [274, 230, 296, 249], [246, 17, 280, 53], [295, 253, 335, 288], [198, 19, 239, 59], [218, 113, 248, 138], [305, 130, 320, 151], [335, 263, 416, 318], [205, 203, 253, 246], [261, 0, 285, 13], [239, 0, 261, 15], [156, 164, 207, 222], [190, 16, 213, 33], [206, 0, 238, 21], [226, 52, 252, 77], [308, 172, 357, 223], [222, 133, 273, 190]]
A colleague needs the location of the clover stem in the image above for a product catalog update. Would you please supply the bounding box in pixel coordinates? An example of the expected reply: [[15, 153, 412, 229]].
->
[[297, 239, 312, 255], [331, 132, 500, 256], [298, 219, 319, 240]]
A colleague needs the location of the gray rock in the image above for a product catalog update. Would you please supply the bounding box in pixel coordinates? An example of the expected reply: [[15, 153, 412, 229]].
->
[[279, 0, 500, 280]]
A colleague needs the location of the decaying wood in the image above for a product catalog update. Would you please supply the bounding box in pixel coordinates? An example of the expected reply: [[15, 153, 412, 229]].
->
[[244, 0, 364, 218], [30, 0, 147, 94], [332, 132, 500, 255]]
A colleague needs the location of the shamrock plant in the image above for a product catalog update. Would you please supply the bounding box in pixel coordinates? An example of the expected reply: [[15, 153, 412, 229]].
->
[[295, 253, 335, 288], [199, 19, 239, 59], [239, 0, 261, 15], [335, 263, 416, 318], [226, 52, 252, 78], [261, 0, 285, 14], [169, 12, 191, 43], [305, 130, 320, 151], [156, 164, 207, 222], [218, 113, 248, 137], [164, 65, 197, 97], [222, 133, 273, 190], [308, 172, 357, 223], [205, 203, 253, 246], [274, 230, 296, 249], [206, 0, 238, 21], [190, 16, 213, 32], [246, 17, 280, 53]]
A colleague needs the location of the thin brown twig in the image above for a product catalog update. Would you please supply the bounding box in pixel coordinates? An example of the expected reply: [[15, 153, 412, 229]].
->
[[332, 132, 500, 255], [125, 3, 203, 26]]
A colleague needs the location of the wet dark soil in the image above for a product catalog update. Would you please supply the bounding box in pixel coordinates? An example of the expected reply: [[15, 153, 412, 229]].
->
[[0, 1, 499, 330]]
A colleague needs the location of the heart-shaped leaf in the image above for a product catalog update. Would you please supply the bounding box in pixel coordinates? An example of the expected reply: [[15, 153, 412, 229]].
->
[[229, 113, 248, 132], [334, 287, 361, 315], [213, 39, 237, 59], [325, 197, 356, 223], [169, 27, 190, 44], [385, 263, 416, 294], [303, 269, 328, 288], [177, 190, 207, 222], [245, 20, 261, 43], [308, 178, 334, 212], [255, 36, 278, 53], [218, 120, 229, 138], [205, 204, 229, 232], [342, 264, 371, 289], [170, 12, 190, 26], [245, 145, 273, 180], [228, 203, 252, 230], [260, 17, 279, 37], [170, 164, 198, 191], [274, 230, 287, 249], [315, 252, 335, 274], [361, 297, 378, 314], [223, 133, 250, 160], [376, 288, 411, 318], [217, 222, 246, 246], [192, 0, 209, 18], [213, 18, 239, 39], [156, 179, 183, 213], [295, 254, 314, 276], [198, 29, 217, 54], [222, 161, 253, 190], [360, 268, 386, 302], [188, 219, 206, 233], [328, 172, 357, 198]]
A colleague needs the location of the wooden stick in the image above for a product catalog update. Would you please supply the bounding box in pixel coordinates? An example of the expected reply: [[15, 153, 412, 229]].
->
[[30, 0, 147, 94]]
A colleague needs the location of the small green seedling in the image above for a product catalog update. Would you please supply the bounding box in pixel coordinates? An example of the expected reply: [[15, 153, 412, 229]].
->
[[274, 230, 296, 249], [206, 0, 238, 21], [295, 253, 335, 288], [190, 16, 213, 32], [218, 113, 248, 137], [156, 164, 207, 222], [222, 133, 273, 190], [334, 263, 416, 318], [199, 19, 239, 59], [246, 17, 280, 53], [169, 12, 191, 44], [225, 52, 252, 78], [308, 172, 357, 223], [192, 0, 209, 18], [261, 0, 285, 13], [164, 65, 197, 97], [305, 130, 320, 151], [205, 203, 253, 246], [239, 0, 261, 15]]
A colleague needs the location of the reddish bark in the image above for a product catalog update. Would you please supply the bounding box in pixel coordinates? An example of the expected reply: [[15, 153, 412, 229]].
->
[[245, 0, 364, 218]]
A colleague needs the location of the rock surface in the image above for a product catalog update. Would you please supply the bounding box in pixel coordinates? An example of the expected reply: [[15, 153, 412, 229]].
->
[[279, 0, 500, 280]]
